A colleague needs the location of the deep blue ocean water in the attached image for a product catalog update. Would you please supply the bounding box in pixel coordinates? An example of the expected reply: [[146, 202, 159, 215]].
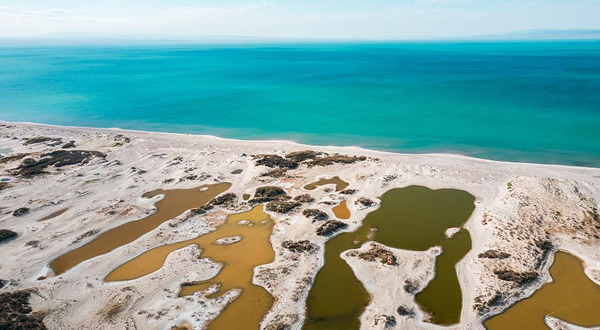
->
[[0, 42, 599, 167]]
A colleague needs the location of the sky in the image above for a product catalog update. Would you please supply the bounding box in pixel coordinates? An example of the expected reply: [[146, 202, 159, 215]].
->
[[0, 0, 599, 39]]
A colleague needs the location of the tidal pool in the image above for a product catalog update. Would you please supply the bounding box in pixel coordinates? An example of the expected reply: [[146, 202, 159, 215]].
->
[[303, 186, 475, 330], [304, 177, 349, 192], [50, 183, 231, 275], [484, 251, 600, 330], [332, 201, 351, 220], [106, 205, 276, 330]]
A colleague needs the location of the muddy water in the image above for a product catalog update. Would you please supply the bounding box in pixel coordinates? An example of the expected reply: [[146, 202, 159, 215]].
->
[[304, 177, 349, 192], [485, 251, 600, 330], [332, 201, 351, 220], [303, 186, 475, 330], [37, 208, 68, 222], [50, 183, 231, 275], [106, 205, 276, 330]]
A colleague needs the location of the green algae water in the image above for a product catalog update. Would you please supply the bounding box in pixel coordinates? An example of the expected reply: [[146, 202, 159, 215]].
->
[[303, 186, 475, 330], [1, 42, 600, 167], [485, 251, 600, 330]]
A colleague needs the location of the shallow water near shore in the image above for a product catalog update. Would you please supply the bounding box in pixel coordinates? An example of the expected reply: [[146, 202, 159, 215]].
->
[[106, 205, 275, 330], [1, 42, 599, 167], [303, 186, 475, 330], [484, 251, 600, 330], [50, 182, 231, 275]]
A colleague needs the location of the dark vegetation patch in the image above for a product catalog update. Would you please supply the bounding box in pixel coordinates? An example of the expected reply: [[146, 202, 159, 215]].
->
[[302, 209, 328, 221], [260, 168, 289, 178], [282, 240, 317, 253], [478, 250, 511, 259], [14, 150, 107, 177], [0, 279, 4, 289], [0, 290, 47, 330], [339, 189, 356, 195], [72, 229, 100, 244], [61, 141, 76, 149], [473, 291, 503, 315], [534, 240, 553, 269], [0, 153, 29, 164], [284, 150, 323, 163], [355, 197, 375, 207], [396, 305, 415, 317], [190, 205, 213, 216], [253, 150, 367, 170], [0, 182, 9, 191], [306, 154, 366, 168], [0, 230, 18, 244], [266, 200, 301, 214], [494, 270, 538, 285], [249, 186, 290, 204], [403, 279, 419, 294], [23, 136, 62, 146], [293, 194, 314, 203], [209, 193, 237, 207], [189, 193, 237, 216], [179, 173, 211, 182], [316, 220, 347, 236], [253, 154, 298, 169], [114, 134, 131, 143], [12, 208, 30, 217], [373, 315, 396, 328], [349, 246, 397, 265]]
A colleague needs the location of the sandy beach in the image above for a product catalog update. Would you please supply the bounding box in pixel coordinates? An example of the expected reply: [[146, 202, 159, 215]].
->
[[1, 121, 599, 330]]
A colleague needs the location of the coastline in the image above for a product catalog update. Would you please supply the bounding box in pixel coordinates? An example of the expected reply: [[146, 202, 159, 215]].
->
[[5, 119, 600, 172], [0, 121, 598, 330]]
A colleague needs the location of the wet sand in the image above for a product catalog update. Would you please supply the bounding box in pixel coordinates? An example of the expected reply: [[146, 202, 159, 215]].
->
[[50, 183, 231, 275]]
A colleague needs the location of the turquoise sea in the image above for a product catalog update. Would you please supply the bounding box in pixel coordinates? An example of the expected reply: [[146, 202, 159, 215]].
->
[[0, 41, 599, 167]]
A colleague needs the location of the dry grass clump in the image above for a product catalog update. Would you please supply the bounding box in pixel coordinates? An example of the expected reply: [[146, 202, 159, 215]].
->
[[266, 200, 301, 214], [316, 220, 347, 236], [293, 194, 314, 203], [282, 240, 317, 253], [284, 150, 323, 163], [0, 291, 47, 330], [253, 154, 298, 169], [478, 250, 511, 259], [0, 229, 18, 244], [23, 136, 62, 146], [302, 209, 328, 221], [15, 150, 106, 177], [349, 245, 397, 265], [306, 154, 366, 167]]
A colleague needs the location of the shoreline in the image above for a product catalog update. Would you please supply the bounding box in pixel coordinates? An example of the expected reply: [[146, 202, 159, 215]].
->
[[3, 119, 599, 172], [0, 121, 598, 330]]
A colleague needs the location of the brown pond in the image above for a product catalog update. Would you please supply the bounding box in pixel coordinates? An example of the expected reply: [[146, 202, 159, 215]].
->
[[37, 208, 68, 222], [484, 251, 600, 330], [332, 201, 350, 220], [50, 183, 231, 275], [304, 177, 349, 192], [106, 205, 276, 330]]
